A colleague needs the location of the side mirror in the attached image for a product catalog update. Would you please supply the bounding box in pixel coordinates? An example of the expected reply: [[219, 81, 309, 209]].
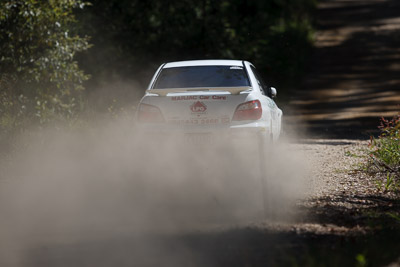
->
[[270, 87, 277, 98]]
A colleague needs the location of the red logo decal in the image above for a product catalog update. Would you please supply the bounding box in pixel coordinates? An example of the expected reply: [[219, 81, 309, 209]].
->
[[190, 101, 207, 113]]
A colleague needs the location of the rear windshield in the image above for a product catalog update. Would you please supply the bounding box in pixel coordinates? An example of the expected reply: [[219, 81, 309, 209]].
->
[[153, 66, 250, 89]]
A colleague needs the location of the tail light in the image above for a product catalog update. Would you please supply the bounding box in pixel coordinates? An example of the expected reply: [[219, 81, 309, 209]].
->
[[232, 100, 262, 121], [138, 103, 164, 123]]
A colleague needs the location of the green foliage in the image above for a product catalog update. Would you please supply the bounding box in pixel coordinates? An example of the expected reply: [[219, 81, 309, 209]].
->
[[365, 115, 400, 192], [355, 253, 367, 267], [376, 173, 400, 193], [0, 0, 90, 134], [345, 150, 361, 158], [78, 0, 316, 98], [368, 116, 400, 174]]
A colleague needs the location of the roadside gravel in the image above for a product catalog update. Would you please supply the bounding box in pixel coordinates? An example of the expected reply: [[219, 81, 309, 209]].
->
[[286, 139, 399, 236], [300, 139, 370, 198]]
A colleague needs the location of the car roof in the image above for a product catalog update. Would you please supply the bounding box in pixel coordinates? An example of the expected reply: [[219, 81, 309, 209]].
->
[[163, 59, 246, 68]]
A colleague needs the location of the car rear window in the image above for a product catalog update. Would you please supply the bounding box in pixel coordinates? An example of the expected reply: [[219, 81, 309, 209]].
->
[[153, 66, 250, 89]]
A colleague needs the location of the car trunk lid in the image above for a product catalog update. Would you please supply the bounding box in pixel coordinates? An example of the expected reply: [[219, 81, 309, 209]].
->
[[142, 89, 251, 130]]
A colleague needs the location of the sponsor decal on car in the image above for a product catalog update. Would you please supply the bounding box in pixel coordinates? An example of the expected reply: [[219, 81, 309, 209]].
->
[[171, 96, 198, 101], [168, 116, 230, 125], [190, 101, 207, 113], [171, 95, 227, 101]]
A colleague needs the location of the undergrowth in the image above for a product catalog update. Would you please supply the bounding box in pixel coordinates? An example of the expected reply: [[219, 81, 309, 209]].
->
[[366, 115, 400, 193]]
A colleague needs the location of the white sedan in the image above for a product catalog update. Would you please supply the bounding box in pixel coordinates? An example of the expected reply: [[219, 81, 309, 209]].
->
[[137, 59, 282, 143]]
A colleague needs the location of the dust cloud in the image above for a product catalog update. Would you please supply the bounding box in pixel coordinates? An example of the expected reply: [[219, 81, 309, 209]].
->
[[0, 117, 307, 266]]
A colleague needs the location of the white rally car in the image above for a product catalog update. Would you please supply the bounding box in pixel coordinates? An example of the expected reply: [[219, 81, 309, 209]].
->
[[137, 59, 282, 142]]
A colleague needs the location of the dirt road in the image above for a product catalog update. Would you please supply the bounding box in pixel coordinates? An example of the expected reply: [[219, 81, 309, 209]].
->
[[3, 138, 398, 267], [286, 0, 400, 139]]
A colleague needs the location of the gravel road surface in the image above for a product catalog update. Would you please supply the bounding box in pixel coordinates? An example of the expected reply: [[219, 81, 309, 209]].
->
[[3, 138, 399, 267]]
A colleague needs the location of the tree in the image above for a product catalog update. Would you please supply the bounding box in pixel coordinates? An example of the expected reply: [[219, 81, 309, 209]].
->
[[0, 0, 90, 132], [79, 0, 315, 91]]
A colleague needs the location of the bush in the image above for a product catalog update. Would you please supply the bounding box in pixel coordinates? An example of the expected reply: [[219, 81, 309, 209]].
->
[[0, 0, 91, 135], [367, 115, 400, 180]]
